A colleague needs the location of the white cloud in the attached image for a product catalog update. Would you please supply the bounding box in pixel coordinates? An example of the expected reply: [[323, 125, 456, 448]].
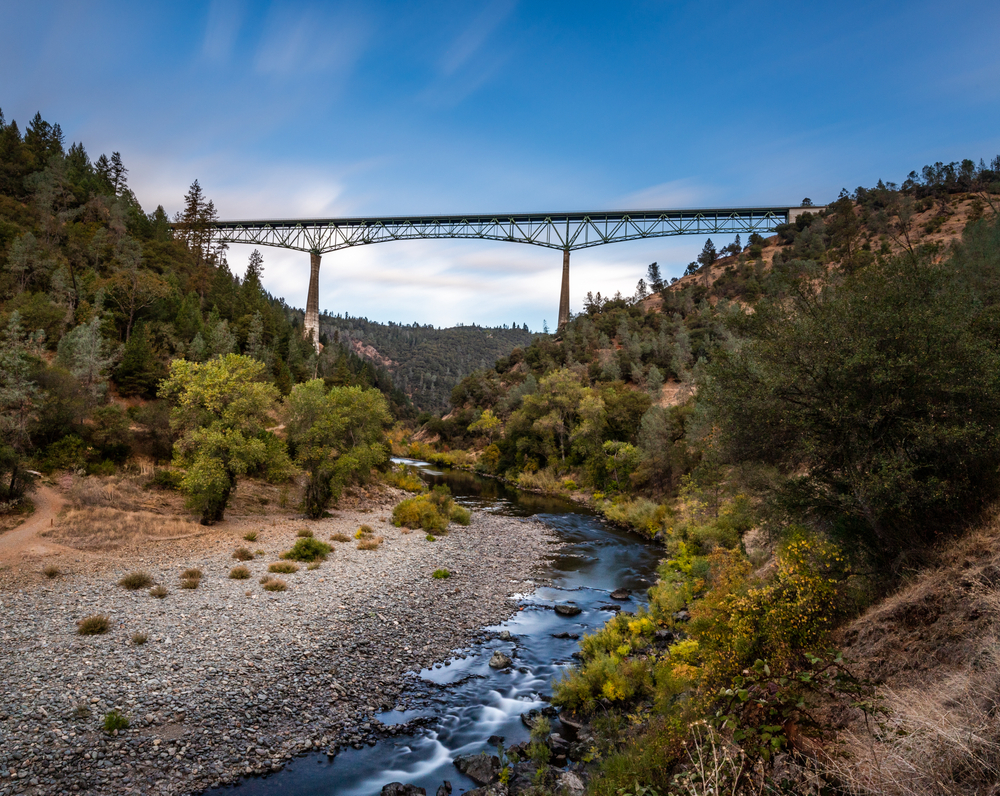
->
[[203, 0, 244, 63], [253, 5, 370, 77], [614, 178, 713, 210]]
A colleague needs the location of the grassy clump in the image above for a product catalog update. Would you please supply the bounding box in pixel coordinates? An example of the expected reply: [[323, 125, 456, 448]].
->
[[383, 466, 426, 493], [426, 534, 436, 542], [132, 632, 148, 645], [229, 565, 250, 580], [357, 536, 384, 550], [232, 547, 254, 561], [102, 710, 130, 732], [43, 565, 61, 579], [261, 577, 287, 592], [77, 614, 110, 635], [118, 571, 154, 590], [149, 585, 168, 598], [432, 569, 451, 579], [243, 531, 258, 542], [330, 532, 351, 543], [392, 486, 467, 534], [297, 528, 314, 538], [268, 561, 299, 574], [306, 561, 321, 570], [179, 578, 199, 589], [181, 568, 203, 580], [354, 524, 375, 539], [281, 537, 332, 562]]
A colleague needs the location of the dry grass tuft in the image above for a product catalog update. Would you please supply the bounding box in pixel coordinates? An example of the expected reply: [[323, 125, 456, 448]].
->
[[268, 561, 299, 574], [357, 536, 384, 551], [243, 531, 258, 542], [229, 565, 250, 580], [118, 571, 154, 590], [50, 507, 197, 551], [77, 614, 110, 635], [149, 585, 168, 598], [179, 577, 199, 589], [232, 547, 254, 561], [297, 528, 314, 538], [262, 578, 287, 592], [68, 476, 146, 511], [354, 524, 375, 539], [330, 532, 351, 543], [306, 561, 321, 571], [181, 568, 202, 580], [132, 632, 148, 645], [43, 564, 60, 578]]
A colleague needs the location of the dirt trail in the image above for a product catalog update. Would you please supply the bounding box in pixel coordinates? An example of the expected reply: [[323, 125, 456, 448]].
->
[[0, 485, 69, 562]]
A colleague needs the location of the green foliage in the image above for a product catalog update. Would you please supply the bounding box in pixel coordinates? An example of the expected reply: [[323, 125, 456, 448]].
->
[[432, 568, 450, 579], [102, 710, 130, 732], [392, 485, 463, 533], [159, 354, 293, 524], [383, 464, 425, 492], [284, 380, 392, 518], [703, 238, 1000, 555], [281, 536, 332, 562]]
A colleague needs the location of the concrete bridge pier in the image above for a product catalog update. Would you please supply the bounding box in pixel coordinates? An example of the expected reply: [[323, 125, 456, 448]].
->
[[558, 248, 570, 331], [304, 250, 321, 350]]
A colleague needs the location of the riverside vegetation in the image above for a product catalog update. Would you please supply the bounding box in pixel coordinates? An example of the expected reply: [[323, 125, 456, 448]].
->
[[409, 160, 1000, 794], [4, 107, 1000, 794]]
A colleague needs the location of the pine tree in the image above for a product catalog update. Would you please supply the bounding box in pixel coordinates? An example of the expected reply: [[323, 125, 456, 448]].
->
[[114, 323, 163, 397], [646, 262, 664, 293], [110, 151, 128, 195]]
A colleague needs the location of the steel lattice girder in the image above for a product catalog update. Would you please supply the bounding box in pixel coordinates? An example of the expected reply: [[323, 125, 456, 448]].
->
[[202, 207, 793, 254]]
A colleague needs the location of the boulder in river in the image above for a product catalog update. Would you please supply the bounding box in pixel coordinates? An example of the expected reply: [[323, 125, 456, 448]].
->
[[454, 752, 501, 785], [551, 631, 579, 640], [436, 781, 452, 796], [382, 784, 426, 796], [554, 603, 582, 617], [488, 651, 512, 669], [610, 588, 631, 600], [498, 630, 514, 641], [557, 771, 586, 796]]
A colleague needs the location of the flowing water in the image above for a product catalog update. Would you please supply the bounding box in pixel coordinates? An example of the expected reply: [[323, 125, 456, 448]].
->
[[214, 461, 662, 795]]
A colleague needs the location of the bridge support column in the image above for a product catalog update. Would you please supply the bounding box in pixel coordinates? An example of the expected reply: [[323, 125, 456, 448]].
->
[[557, 249, 570, 331], [304, 251, 321, 350]]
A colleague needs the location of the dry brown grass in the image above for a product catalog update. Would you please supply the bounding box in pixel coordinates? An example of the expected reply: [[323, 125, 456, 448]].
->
[[77, 614, 110, 635], [149, 585, 168, 598], [48, 507, 198, 551], [232, 547, 254, 561], [330, 532, 351, 543], [179, 577, 199, 589], [261, 578, 287, 592], [118, 571, 154, 590], [68, 476, 148, 511], [243, 531, 258, 542], [297, 528, 313, 538], [826, 509, 1000, 795], [357, 536, 384, 551], [229, 565, 250, 580], [43, 564, 60, 578], [180, 568, 202, 580], [132, 632, 148, 645], [268, 561, 298, 574]]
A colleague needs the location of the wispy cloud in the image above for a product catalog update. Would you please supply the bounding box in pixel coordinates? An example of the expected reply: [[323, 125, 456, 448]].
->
[[203, 0, 244, 63], [439, 0, 515, 77], [254, 4, 370, 77], [614, 178, 713, 210]]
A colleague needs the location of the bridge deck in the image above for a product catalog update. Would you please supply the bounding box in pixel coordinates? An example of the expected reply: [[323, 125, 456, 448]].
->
[[201, 206, 798, 254]]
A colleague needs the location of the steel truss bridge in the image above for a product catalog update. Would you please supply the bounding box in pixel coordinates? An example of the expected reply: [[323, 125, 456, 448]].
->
[[204, 205, 805, 344]]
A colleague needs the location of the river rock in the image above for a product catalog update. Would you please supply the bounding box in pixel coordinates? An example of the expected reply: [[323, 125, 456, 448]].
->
[[465, 784, 508, 796], [557, 711, 586, 739], [498, 630, 514, 641], [554, 603, 581, 616], [557, 771, 586, 796], [382, 784, 426, 796], [436, 782, 452, 796], [610, 588, 630, 600], [454, 752, 500, 785], [551, 631, 579, 639], [489, 651, 512, 669]]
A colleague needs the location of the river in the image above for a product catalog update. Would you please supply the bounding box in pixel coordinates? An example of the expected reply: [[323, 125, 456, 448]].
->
[[211, 461, 663, 795]]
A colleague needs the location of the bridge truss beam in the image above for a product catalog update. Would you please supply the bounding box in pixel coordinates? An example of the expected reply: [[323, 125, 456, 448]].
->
[[208, 207, 792, 255]]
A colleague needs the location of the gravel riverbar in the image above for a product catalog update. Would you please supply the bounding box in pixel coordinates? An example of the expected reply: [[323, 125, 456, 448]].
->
[[0, 500, 559, 795]]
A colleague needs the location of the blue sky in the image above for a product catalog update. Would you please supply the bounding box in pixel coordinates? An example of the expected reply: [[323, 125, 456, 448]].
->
[[4, 0, 999, 330]]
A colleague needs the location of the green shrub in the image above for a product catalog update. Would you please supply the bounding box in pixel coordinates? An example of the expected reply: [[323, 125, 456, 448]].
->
[[281, 537, 332, 562], [148, 469, 183, 490], [268, 561, 299, 574], [602, 498, 664, 537], [426, 534, 436, 542], [102, 710, 130, 732], [450, 505, 471, 525], [432, 569, 450, 579], [393, 486, 461, 533], [77, 615, 110, 635], [384, 467, 425, 493], [118, 571, 154, 590]]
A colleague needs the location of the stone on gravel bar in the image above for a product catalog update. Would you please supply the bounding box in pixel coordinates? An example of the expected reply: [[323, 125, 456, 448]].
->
[[554, 602, 582, 616]]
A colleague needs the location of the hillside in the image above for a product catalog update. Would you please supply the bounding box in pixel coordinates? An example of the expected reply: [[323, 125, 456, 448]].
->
[[316, 314, 537, 413]]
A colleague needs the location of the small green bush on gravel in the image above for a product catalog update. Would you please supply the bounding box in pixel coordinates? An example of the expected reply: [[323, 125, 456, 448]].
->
[[281, 537, 332, 562], [393, 486, 468, 533], [433, 569, 451, 579], [103, 710, 130, 732]]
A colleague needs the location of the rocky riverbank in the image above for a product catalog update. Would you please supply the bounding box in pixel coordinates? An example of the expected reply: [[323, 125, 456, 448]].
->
[[0, 503, 559, 796]]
